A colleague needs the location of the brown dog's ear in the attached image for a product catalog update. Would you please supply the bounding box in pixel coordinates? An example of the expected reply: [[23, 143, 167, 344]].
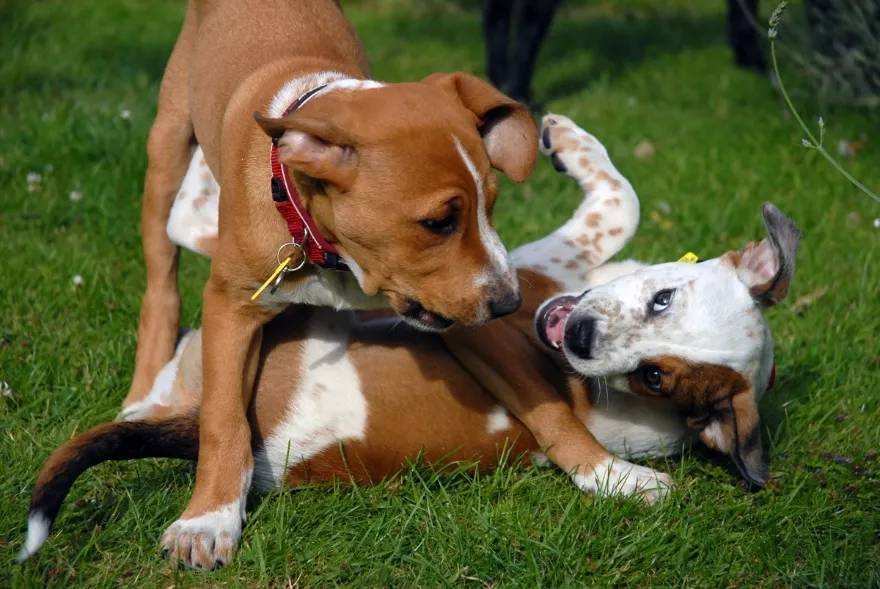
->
[[254, 113, 358, 189], [422, 72, 538, 182], [697, 389, 768, 488], [726, 203, 801, 306]]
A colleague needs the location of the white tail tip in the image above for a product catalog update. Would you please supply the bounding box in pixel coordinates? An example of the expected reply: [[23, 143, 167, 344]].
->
[[17, 512, 50, 563]]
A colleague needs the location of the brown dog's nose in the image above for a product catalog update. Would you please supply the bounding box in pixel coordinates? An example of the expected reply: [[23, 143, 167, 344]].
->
[[489, 290, 522, 319]]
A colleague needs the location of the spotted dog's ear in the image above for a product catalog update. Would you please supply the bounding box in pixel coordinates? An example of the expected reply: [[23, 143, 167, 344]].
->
[[422, 72, 538, 182], [254, 112, 358, 189], [728, 203, 801, 306], [696, 388, 768, 488]]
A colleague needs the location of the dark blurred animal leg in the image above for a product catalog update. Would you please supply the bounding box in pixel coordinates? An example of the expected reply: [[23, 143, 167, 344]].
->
[[805, 0, 840, 55], [484, 0, 514, 92], [727, 0, 767, 72], [508, 0, 561, 104]]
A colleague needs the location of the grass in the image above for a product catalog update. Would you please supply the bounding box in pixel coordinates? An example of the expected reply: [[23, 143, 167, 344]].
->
[[1, 0, 879, 586]]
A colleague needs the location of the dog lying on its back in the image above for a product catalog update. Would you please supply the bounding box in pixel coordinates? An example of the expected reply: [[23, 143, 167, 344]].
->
[[20, 115, 800, 566]]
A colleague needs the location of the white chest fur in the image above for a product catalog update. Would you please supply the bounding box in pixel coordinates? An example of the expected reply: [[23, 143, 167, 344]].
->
[[255, 268, 388, 312]]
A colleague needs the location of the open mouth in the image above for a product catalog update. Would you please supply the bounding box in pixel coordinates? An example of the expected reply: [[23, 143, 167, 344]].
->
[[536, 294, 580, 350], [401, 299, 455, 332]]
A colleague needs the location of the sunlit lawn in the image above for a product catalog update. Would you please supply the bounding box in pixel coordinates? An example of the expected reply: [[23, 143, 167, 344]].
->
[[1, 0, 878, 586]]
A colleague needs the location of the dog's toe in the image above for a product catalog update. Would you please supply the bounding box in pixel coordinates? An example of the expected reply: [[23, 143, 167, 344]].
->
[[635, 470, 674, 504], [161, 511, 241, 570], [539, 113, 607, 179]]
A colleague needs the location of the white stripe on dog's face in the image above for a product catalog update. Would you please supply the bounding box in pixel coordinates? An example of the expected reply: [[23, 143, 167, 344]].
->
[[452, 135, 516, 292], [561, 259, 773, 396]]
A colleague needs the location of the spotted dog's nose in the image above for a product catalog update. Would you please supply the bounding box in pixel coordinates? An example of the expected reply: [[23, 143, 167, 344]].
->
[[489, 290, 523, 319], [564, 316, 596, 359]]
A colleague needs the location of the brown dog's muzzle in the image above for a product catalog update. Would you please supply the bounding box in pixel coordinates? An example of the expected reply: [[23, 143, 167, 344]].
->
[[387, 269, 521, 331]]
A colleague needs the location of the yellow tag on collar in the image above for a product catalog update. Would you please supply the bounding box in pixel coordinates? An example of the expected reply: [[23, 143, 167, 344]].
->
[[251, 256, 292, 301], [677, 252, 699, 264]]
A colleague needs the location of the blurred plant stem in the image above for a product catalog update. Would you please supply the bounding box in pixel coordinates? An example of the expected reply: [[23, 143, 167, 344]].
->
[[768, 1, 879, 205]]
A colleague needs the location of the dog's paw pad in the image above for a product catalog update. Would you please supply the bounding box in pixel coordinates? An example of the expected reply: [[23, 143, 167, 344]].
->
[[161, 509, 241, 570], [573, 458, 673, 504], [539, 114, 607, 178]]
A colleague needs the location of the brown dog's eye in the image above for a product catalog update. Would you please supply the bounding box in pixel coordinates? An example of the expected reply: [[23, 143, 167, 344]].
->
[[420, 212, 458, 236], [641, 365, 664, 392]]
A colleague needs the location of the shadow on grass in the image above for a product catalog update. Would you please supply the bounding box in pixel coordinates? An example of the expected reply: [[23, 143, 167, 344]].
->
[[1, 0, 180, 98], [5, 0, 737, 107], [759, 359, 820, 436], [360, 4, 736, 101], [54, 459, 195, 532], [539, 10, 730, 102]]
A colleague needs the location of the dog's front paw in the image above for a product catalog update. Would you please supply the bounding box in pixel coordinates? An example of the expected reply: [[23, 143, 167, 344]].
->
[[572, 457, 673, 504], [161, 505, 242, 570], [540, 113, 608, 177]]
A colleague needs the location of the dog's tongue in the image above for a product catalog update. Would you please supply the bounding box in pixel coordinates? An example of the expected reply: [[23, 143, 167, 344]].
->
[[543, 302, 573, 349]]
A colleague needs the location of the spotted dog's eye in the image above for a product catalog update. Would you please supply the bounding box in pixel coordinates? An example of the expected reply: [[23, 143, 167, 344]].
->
[[650, 288, 675, 315], [420, 212, 458, 236], [641, 365, 664, 392]]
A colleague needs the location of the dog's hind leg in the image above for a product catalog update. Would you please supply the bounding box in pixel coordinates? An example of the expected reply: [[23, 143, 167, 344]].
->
[[124, 4, 197, 409], [166, 147, 219, 258], [511, 113, 640, 290], [118, 329, 204, 422]]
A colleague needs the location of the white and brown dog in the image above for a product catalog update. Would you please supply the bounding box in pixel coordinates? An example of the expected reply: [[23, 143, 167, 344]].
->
[[21, 115, 799, 568]]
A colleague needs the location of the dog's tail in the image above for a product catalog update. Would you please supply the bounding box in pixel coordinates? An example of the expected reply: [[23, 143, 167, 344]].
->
[[17, 416, 199, 562]]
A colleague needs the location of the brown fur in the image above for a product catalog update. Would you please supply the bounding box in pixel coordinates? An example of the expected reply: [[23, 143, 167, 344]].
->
[[282, 328, 537, 485], [627, 355, 765, 484], [626, 355, 750, 409]]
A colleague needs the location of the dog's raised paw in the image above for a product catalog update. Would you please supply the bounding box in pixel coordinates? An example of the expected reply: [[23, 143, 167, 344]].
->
[[161, 505, 242, 570], [539, 113, 608, 178], [572, 457, 673, 504]]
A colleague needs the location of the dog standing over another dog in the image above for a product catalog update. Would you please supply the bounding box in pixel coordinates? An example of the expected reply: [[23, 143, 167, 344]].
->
[[125, 0, 539, 569]]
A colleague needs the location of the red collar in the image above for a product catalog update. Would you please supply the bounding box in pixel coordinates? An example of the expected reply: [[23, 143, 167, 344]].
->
[[269, 84, 349, 272]]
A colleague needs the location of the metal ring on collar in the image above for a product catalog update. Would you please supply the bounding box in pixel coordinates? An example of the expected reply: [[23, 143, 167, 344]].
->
[[276, 238, 307, 273]]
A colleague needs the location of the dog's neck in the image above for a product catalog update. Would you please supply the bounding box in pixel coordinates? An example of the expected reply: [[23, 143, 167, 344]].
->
[[257, 73, 390, 313]]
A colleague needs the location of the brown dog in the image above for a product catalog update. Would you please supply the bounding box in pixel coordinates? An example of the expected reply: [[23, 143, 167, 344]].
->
[[127, 0, 536, 570]]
